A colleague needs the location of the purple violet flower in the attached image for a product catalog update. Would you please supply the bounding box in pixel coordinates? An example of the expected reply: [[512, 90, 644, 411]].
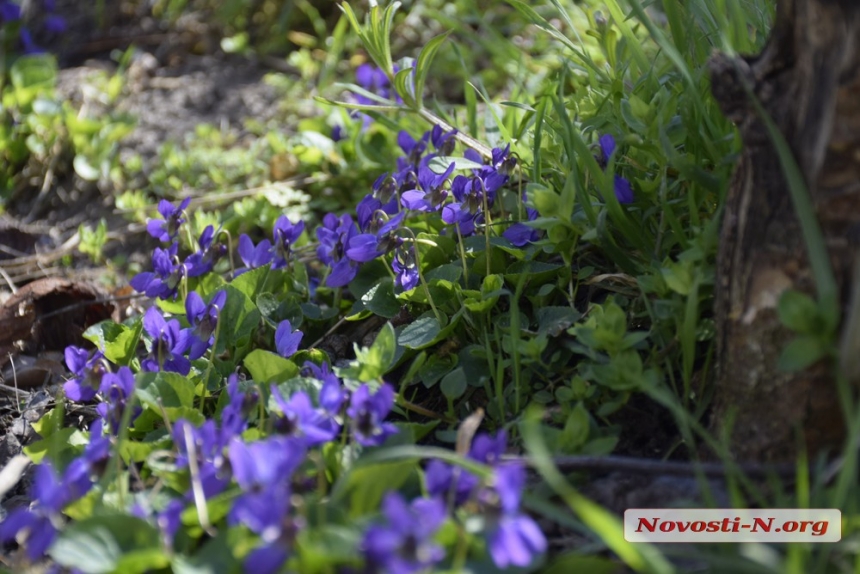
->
[[425, 459, 479, 506], [173, 418, 230, 498], [397, 130, 430, 166], [220, 374, 255, 442], [185, 225, 226, 277], [302, 362, 346, 417], [598, 134, 634, 204], [425, 430, 507, 507], [347, 383, 398, 447], [356, 64, 393, 102], [63, 346, 107, 402], [441, 201, 480, 237], [275, 319, 303, 358], [346, 211, 405, 263], [185, 290, 227, 360], [245, 544, 290, 574], [430, 125, 457, 156], [362, 493, 446, 574], [503, 208, 540, 246], [0, 463, 71, 560], [227, 437, 305, 538], [96, 366, 138, 434], [236, 234, 274, 275], [356, 186, 399, 232], [44, 14, 66, 33], [130, 243, 186, 300], [316, 213, 361, 287], [270, 386, 339, 447], [147, 198, 191, 242], [141, 307, 192, 375], [0, 1, 21, 22], [270, 216, 304, 270], [62, 420, 111, 500], [400, 163, 454, 212], [157, 499, 184, 549], [482, 464, 547, 568], [392, 245, 419, 292]]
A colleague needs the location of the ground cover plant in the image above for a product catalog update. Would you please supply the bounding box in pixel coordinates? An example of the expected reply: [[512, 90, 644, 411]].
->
[[2, 0, 860, 573]]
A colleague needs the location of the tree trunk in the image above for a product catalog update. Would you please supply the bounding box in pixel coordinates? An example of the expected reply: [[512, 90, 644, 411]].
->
[[709, 0, 860, 462]]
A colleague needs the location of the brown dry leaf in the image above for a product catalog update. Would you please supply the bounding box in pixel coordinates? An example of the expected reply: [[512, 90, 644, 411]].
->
[[0, 278, 115, 352]]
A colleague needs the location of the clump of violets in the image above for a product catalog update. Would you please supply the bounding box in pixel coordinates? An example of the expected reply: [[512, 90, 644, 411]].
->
[[362, 493, 446, 574], [425, 430, 547, 569], [1, 0, 66, 55], [228, 436, 307, 573], [0, 417, 116, 561], [0, 463, 70, 560]]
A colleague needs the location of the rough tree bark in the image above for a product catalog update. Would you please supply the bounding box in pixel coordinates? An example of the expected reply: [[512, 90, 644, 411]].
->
[[709, 0, 860, 462]]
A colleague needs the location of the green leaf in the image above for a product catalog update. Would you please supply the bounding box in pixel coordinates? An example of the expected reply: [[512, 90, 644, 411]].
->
[[559, 402, 590, 453], [778, 289, 819, 334], [531, 184, 561, 217], [230, 265, 271, 299], [413, 31, 450, 108], [156, 296, 186, 316], [271, 377, 324, 406], [426, 263, 463, 283], [778, 335, 827, 372], [536, 306, 582, 336], [24, 428, 76, 464], [335, 459, 418, 518], [338, 322, 397, 382], [243, 349, 299, 384], [464, 274, 505, 314], [426, 155, 484, 174], [216, 285, 261, 351], [418, 354, 457, 388], [136, 371, 196, 411], [661, 260, 693, 295], [504, 260, 563, 286], [296, 526, 362, 572], [399, 316, 442, 349], [83, 319, 142, 365], [440, 367, 467, 400], [172, 530, 239, 574], [73, 155, 101, 181], [393, 66, 416, 107], [590, 350, 644, 391], [50, 514, 165, 574], [361, 278, 401, 319]]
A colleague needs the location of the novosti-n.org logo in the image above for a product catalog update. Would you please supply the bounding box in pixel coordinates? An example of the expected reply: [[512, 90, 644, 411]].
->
[[624, 509, 841, 543]]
